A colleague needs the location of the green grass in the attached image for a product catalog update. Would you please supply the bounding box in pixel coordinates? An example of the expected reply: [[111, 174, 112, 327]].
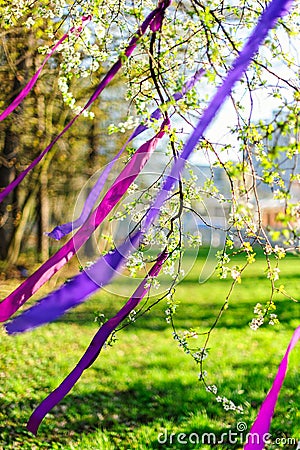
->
[[0, 250, 299, 449]]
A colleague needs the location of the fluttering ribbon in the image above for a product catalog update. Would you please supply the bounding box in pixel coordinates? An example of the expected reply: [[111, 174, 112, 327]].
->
[[4, 0, 292, 330], [244, 325, 300, 450], [1, 119, 169, 323], [0, 0, 172, 204], [0, 16, 91, 122], [6, 231, 142, 333], [48, 68, 204, 240], [26, 250, 168, 434]]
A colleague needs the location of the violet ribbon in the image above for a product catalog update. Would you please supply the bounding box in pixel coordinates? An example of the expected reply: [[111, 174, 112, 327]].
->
[[3, 0, 292, 329], [48, 68, 204, 240], [244, 325, 300, 450], [0, 16, 91, 122], [1, 119, 169, 323], [0, 0, 172, 204], [143, 0, 294, 232], [26, 251, 168, 434]]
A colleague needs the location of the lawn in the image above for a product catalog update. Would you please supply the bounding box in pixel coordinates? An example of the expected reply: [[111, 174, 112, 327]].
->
[[0, 249, 299, 449]]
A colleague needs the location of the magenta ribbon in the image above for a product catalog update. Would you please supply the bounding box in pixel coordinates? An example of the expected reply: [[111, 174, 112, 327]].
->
[[0, 16, 91, 122], [1, 120, 169, 323], [48, 68, 204, 240], [244, 325, 300, 450], [0, 1, 172, 205], [4, 0, 292, 329], [26, 250, 168, 434]]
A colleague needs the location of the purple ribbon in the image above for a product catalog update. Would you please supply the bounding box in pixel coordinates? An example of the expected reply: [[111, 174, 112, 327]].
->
[[0, 1, 172, 204], [48, 68, 204, 240], [1, 120, 169, 323], [4, 0, 292, 330], [26, 251, 168, 434], [244, 325, 300, 450], [6, 231, 142, 333], [0, 16, 91, 122]]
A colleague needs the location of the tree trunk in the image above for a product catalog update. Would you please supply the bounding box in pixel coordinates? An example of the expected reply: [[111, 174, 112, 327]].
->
[[0, 95, 19, 260], [0, 32, 27, 262], [84, 120, 98, 258], [6, 185, 37, 265], [35, 83, 49, 261], [38, 166, 50, 261]]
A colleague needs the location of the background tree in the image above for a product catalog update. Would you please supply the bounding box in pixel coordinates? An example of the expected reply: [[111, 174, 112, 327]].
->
[[0, 4, 128, 266]]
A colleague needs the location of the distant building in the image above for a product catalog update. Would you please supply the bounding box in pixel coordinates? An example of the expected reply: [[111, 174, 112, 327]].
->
[[192, 126, 300, 245]]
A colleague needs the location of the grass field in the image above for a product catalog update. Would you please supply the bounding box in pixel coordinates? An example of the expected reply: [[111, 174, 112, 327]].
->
[[0, 249, 299, 449]]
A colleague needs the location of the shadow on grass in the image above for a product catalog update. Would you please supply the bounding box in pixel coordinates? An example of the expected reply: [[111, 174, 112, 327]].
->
[[59, 297, 299, 335], [180, 271, 300, 284], [0, 358, 298, 449]]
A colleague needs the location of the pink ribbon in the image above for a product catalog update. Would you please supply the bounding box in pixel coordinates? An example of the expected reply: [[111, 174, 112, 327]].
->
[[244, 325, 300, 449]]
